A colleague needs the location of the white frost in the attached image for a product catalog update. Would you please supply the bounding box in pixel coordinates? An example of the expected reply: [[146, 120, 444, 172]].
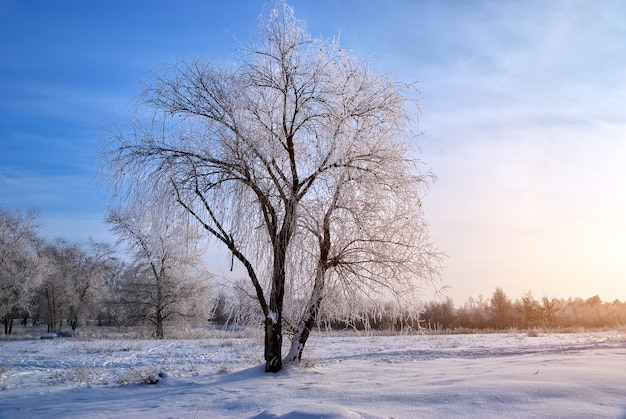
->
[[266, 310, 277, 325]]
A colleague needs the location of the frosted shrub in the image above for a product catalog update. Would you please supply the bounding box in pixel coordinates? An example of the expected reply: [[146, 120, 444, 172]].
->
[[48, 365, 108, 387], [118, 367, 164, 385], [216, 364, 231, 374], [0, 362, 10, 390]]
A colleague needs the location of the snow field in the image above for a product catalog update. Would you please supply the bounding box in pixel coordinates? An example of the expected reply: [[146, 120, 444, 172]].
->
[[1, 331, 625, 418]]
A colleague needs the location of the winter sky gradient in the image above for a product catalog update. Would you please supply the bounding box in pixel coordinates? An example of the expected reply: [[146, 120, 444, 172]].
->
[[1, 0, 625, 304]]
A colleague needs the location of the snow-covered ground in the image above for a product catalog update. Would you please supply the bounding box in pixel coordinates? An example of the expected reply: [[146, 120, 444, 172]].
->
[[1, 331, 625, 418]]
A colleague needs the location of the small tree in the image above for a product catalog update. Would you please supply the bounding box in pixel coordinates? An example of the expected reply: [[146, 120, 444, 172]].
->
[[107, 203, 211, 339]]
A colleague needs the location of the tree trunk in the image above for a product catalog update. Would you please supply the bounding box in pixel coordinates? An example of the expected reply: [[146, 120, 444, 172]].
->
[[264, 316, 282, 372], [264, 263, 285, 372], [47, 305, 54, 333], [265, 224, 291, 372], [155, 309, 164, 339], [285, 303, 317, 364], [4, 317, 13, 335], [285, 262, 325, 364], [155, 271, 165, 339], [285, 206, 332, 365]]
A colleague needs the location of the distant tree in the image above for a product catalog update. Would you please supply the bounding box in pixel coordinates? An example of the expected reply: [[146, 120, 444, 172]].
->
[[107, 203, 211, 339], [102, 2, 438, 370], [607, 299, 626, 327], [38, 239, 84, 333], [421, 297, 455, 331], [0, 208, 46, 334], [489, 288, 513, 329], [584, 295, 604, 327], [586, 295, 602, 306], [94, 256, 127, 327], [517, 291, 540, 329], [64, 240, 117, 330], [540, 297, 560, 328], [558, 297, 582, 327], [457, 295, 489, 329]]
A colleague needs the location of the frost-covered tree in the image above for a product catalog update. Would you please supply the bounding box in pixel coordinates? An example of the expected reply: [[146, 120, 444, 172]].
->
[[29, 238, 116, 333], [66, 240, 117, 330], [102, 2, 438, 371], [0, 208, 46, 333], [38, 239, 84, 333], [106, 201, 211, 339]]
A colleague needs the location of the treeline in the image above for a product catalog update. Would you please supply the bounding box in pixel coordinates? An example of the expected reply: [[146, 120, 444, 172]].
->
[[421, 288, 626, 332], [4, 206, 625, 338], [0, 207, 211, 338]]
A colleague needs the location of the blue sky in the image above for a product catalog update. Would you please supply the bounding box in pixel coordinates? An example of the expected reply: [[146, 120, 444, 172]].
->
[[2, 0, 625, 304]]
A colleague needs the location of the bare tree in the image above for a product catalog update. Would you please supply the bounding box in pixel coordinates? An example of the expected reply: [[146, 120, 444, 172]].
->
[[107, 202, 211, 339], [102, 2, 438, 371]]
